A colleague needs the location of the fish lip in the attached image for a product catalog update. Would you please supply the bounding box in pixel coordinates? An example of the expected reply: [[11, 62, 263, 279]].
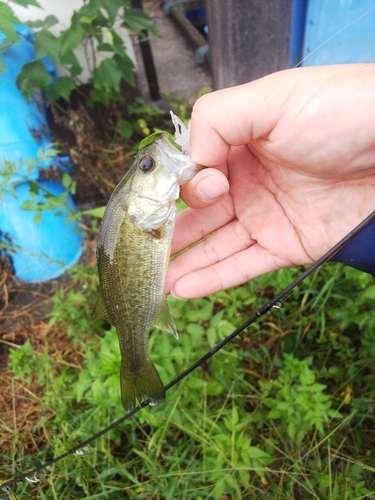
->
[[156, 137, 202, 184]]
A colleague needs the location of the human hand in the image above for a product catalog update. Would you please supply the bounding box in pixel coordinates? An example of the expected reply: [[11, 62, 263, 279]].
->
[[165, 64, 375, 298]]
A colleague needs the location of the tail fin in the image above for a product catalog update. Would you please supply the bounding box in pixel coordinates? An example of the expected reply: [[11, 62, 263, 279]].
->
[[120, 360, 166, 412]]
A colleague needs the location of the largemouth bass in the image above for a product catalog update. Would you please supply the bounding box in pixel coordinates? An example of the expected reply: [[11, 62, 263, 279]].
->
[[93, 134, 200, 411]]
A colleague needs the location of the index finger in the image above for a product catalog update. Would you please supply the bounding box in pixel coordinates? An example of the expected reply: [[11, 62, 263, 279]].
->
[[189, 78, 281, 166], [171, 194, 234, 255]]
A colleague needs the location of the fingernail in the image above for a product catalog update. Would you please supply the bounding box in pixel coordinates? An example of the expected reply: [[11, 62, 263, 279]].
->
[[170, 287, 182, 299], [196, 175, 229, 202]]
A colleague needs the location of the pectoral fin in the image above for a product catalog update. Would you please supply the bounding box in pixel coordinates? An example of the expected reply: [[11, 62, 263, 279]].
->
[[153, 298, 178, 339], [92, 289, 111, 322]]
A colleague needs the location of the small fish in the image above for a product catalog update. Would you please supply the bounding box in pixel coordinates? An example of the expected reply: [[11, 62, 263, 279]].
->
[[93, 133, 201, 411]]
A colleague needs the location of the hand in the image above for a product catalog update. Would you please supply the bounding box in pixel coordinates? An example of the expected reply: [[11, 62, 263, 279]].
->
[[165, 64, 375, 298]]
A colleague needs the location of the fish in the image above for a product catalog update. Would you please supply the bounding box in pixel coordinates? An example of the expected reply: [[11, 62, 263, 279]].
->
[[93, 133, 201, 411]]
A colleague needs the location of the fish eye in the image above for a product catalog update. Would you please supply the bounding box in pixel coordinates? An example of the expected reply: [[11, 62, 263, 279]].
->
[[139, 156, 155, 173]]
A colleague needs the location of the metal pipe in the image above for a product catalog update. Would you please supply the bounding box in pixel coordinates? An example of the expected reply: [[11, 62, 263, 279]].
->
[[130, 0, 160, 101], [163, 2, 209, 65]]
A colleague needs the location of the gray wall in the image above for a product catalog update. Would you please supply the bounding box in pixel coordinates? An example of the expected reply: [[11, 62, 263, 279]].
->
[[206, 0, 294, 89]]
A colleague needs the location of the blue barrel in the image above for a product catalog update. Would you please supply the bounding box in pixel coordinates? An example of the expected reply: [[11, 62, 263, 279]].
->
[[0, 180, 83, 282], [0, 25, 59, 178], [0, 25, 83, 282]]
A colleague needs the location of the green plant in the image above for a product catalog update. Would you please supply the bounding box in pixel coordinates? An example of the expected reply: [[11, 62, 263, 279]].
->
[[117, 96, 166, 140], [0, 0, 158, 105], [7, 340, 50, 386], [0, 151, 78, 226], [161, 86, 212, 125], [3, 229, 375, 497], [258, 354, 342, 443]]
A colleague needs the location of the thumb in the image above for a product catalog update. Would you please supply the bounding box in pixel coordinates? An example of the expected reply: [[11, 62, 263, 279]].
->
[[180, 168, 229, 209]]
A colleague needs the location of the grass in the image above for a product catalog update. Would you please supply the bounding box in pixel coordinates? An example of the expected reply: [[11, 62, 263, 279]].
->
[[1, 253, 375, 499]]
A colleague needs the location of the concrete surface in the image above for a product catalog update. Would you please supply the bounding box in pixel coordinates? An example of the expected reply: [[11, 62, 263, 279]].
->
[[133, 2, 212, 102]]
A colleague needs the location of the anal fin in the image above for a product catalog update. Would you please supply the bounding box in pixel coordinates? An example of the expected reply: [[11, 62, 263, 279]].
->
[[152, 298, 178, 339], [92, 288, 111, 322]]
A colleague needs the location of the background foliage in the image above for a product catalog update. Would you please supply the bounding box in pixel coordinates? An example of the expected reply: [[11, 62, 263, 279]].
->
[[0, 0, 158, 105], [2, 259, 375, 498]]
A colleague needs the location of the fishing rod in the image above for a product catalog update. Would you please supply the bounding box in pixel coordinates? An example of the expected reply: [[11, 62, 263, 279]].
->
[[1, 208, 375, 498]]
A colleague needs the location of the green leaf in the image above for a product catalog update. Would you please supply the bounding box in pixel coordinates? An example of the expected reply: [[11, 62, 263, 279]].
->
[[96, 42, 113, 52], [9, 0, 41, 7], [79, 15, 96, 24], [139, 131, 179, 151], [59, 13, 87, 55], [360, 284, 375, 301], [122, 8, 159, 37], [16, 60, 52, 102], [74, 0, 96, 18], [299, 365, 316, 385], [8, 182, 18, 199], [62, 173, 72, 189], [34, 30, 61, 64], [206, 379, 223, 396], [87, 89, 106, 106], [246, 446, 272, 460], [114, 53, 134, 86], [60, 28, 85, 55], [0, 3, 20, 42], [103, 30, 127, 58], [47, 76, 76, 101], [28, 180, 39, 195], [267, 408, 281, 419], [101, 0, 123, 23], [33, 211, 43, 225], [102, 30, 113, 46], [287, 421, 297, 441], [207, 327, 217, 348], [0, 53, 6, 73], [118, 119, 133, 139], [37, 146, 60, 163], [26, 14, 58, 29], [82, 206, 106, 218], [20, 200, 36, 211], [60, 51, 81, 77], [186, 323, 204, 336], [70, 181, 77, 195], [92, 57, 123, 92]]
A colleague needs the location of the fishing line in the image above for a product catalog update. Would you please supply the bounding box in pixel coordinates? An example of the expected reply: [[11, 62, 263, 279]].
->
[[2, 208, 375, 496], [295, 4, 375, 67]]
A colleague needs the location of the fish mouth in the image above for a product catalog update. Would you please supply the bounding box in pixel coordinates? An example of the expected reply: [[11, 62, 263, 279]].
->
[[157, 137, 203, 184]]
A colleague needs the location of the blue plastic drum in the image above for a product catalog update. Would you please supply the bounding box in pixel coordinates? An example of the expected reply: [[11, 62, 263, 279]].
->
[[0, 24, 83, 282], [0, 180, 83, 282], [0, 25, 58, 179]]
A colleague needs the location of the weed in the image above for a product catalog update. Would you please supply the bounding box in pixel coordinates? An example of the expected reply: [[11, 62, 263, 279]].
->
[[2, 260, 375, 498]]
